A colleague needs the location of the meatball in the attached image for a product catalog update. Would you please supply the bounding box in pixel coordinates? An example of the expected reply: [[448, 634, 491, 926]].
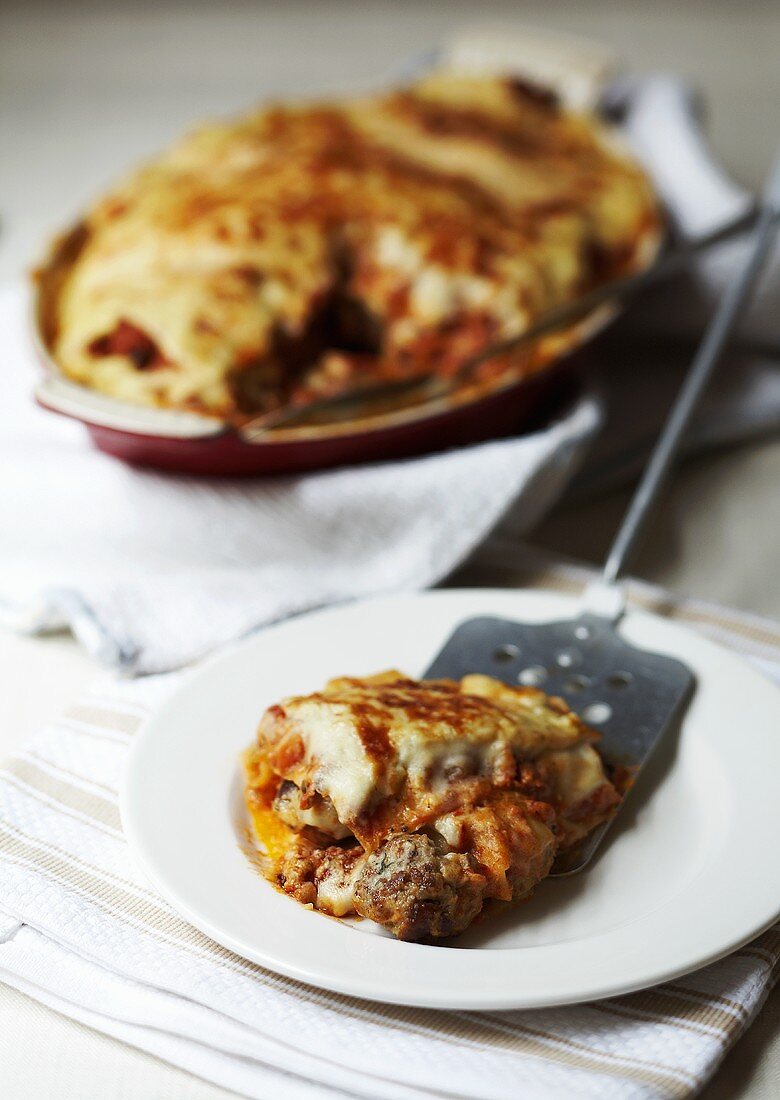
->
[[353, 832, 487, 941]]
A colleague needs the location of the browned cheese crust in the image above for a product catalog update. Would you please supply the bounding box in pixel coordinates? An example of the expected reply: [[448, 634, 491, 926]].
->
[[39, 72, 659, 423]]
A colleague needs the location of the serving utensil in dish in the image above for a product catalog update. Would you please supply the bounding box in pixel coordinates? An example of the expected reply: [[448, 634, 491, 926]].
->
[[34, 206, 762, 474], [30, 229, 653, 476], [242, 206, 762, 437]]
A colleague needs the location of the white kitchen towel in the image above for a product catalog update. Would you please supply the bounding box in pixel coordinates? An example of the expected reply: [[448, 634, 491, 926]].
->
[[1, 75, 779, 673], [0, 558, 778, 1100]]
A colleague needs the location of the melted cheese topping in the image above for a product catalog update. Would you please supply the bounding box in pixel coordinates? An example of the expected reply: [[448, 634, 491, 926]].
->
[[39, 72, 659, 423], [257, 671, 594, 829]]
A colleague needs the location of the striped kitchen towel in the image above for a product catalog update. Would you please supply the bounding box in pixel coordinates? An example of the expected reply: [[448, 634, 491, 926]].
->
[[0, 559, 778, 1100]]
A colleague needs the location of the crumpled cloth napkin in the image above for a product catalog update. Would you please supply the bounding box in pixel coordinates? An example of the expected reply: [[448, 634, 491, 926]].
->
[[0, 555, 778, 1100], [1, 75, 778, 673]]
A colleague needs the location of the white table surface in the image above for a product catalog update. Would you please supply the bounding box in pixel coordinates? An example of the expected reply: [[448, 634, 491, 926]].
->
[[2, 2, 779, 1097]]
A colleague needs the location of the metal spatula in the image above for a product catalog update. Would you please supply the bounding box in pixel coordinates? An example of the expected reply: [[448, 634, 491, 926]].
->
[[424, 154, 780, 875]]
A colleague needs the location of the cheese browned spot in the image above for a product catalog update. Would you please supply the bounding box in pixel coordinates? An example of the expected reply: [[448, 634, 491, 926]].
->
[[40, 72, 659, 423], [243, 670, 620, 941]]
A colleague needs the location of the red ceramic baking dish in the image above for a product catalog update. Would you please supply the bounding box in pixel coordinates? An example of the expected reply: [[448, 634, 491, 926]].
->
[[32, 285, 641, 477], [30, 51, 662, 477], [31, 222, 661, 477]]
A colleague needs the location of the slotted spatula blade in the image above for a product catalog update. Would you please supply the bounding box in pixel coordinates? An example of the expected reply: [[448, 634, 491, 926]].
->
[[424, 612, 694, 874], [423, 152, 780, 875]]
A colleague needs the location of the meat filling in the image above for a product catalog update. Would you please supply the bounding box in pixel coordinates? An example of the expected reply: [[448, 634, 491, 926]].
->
[[228, 258, 383, 415], [271, 778, 557, 940], [88, 319, 169, 371]]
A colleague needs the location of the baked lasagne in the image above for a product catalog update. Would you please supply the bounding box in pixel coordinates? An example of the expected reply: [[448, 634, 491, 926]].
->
[[38, 72, 659, 424], [243, 671, 620, 940]]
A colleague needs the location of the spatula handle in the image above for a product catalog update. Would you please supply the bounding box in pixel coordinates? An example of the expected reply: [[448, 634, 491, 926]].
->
[[599, 152, 780, 590]]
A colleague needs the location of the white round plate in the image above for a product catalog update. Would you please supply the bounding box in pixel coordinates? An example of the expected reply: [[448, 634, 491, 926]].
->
[[121, 589, 780, 1010]]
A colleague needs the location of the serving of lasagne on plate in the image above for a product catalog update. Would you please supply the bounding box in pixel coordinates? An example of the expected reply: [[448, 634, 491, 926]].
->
[[37, 71, 659, 428], [243, 670, 620, 941]]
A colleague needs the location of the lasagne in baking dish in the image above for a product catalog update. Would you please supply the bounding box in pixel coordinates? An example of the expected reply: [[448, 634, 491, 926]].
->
[[38, 71, 659, 425], [242, 671, 620, 940]]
